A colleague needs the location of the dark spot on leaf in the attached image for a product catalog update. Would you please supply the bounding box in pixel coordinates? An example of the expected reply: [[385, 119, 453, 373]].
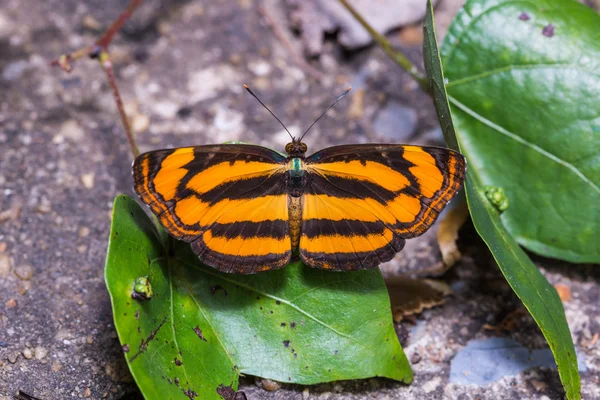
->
[[259, 306, 263, 310], [129, 316, 167, 362], [167, 378, 173, 384], [217, 384, 246, 400], [334, 350, 338, 355], [328, 369, 331, 372], [256, 296, 260, 300], [275, 300, 281, 305], [281, 323, 286, 327], [135, 310, 140, 319], [542, 24, 554, 37], [518, 12, 530, 21], [290, 322, 296, 329], [122, 344, 130, 353], [210, 285, 228, 296], [269, 311, 273, 314], [123, 313, 127, 317], [283, 340, 290, 347], [137, 326, 141, 333], [193, 326, 207, 342], [293, 353, 297, 358], [183, 387, 199, 399], [175, 377, 180, 386], [174, 357, 183, 366], [305, 366, 308, 369]]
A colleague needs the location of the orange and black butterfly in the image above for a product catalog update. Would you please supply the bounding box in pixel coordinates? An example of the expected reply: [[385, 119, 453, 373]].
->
[[133, 87, 466, 274]]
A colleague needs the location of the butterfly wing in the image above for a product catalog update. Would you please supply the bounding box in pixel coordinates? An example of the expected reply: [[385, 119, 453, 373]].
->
[[133, 144, 291, 274], [300, 144, 466, 270]]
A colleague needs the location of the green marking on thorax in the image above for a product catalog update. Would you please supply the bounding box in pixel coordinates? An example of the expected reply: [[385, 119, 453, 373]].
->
[[290, 158, 304, 177]]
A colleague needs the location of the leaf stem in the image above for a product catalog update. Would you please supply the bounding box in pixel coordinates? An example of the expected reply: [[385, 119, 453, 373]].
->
[[337, 0, 429, 91], [50, 0, 144, 159]]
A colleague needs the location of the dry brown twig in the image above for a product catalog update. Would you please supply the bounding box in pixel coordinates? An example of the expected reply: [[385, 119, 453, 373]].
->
[[51, 0, 144, 158]]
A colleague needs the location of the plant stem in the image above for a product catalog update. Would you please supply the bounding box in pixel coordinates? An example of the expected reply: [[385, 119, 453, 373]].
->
[[337, 0, 429, 91], [51, 0, 144, 159]]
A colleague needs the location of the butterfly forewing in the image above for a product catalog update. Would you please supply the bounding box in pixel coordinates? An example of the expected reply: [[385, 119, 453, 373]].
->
[[133, 144, 292, 274], [300, 145, 466, 270]]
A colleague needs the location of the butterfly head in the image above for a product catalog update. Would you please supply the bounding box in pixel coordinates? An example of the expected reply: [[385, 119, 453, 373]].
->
[[285, 139, 308, 157]]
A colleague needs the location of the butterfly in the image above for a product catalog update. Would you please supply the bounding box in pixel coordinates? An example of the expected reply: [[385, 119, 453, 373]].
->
[[133, 87, 466, 274]]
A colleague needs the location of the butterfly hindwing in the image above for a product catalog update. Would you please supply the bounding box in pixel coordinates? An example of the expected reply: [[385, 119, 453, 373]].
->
[[133, 144, 292, 274], [300, 144, 466, 270]]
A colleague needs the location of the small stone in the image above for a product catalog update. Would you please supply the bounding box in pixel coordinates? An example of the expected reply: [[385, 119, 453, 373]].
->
[[260, 379, 280, 392], [248, 60, 272, 77], [2, 60, 29, 81], [423, 377, 441, 394], [530, 379, 548, 391], [77, 245, 88, 254], [79, 227, 90, 237], [82, 15, 102, 31], [34, 346, 49, 360], [58, 120, 85, 141], [410, 352, 422, 364], [52, 360, 63, 372], [22, 348, 33, 359], [55, 328, 72, 341], [5, 298, 17, 308], [554, 284, 572, 302], [83, 387, 92, 398], [86, 336, 94, 344], [0, 254, 11, 277], [152, 100, 179, 119], [0, 242, 6, 252], [302, 388, 310, 399], [14, 264, 33, 280], [131, 113, 150, 134], [398, 24, 423, 45], [373, 101, 417, 141], [81, 173, 95, 189], [7, 352, 19, 364]]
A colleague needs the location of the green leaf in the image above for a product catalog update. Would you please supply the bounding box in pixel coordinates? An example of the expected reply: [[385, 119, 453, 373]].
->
[[464, 172, 580, 400], [422, 2, 580, 399], [105, 195, 412, 400], [441, 0, 600, 263]]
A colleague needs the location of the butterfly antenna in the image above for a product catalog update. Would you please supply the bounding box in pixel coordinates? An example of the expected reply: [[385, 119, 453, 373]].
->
[[244, 84, 294, 140], [299, 86, 351, 142]]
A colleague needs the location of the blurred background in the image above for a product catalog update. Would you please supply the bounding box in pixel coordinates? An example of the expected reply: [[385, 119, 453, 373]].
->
[[0, 0, 599, 399]]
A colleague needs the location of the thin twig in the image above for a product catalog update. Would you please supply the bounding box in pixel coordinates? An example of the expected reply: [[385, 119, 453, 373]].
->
[[337, 0, 429, 91], [51, 0, 144, 159]]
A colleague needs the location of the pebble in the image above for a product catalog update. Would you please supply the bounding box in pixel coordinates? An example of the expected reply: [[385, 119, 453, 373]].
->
[[5, 298, 17, 308], [77, 244, 88, 254], [79, 227, 90, 237], [0, 254, 11, 277], [7, 353, 19, 364], [86, 336, 94, 344], [260, 379, 280, 391], [22, 348, 33, 359], [0, 242, 6, 252], [81, 173, 95, 189], [82, 15, 102, 32], [2, 60, 29, 81], [422, 377, 441, 394], [34, 346, 49, 360], [302, 388, 310, 399], [131, 113, 150, 133], [248, 60, 272, 77], [52, 360, 63, 372], [373, 101, 417, 141], [14, 264, 33, 280], [83, 388, 92, 398], [58, 120, 85, 142], [152, 100, 179, 119], [55, 328, 72, 341]]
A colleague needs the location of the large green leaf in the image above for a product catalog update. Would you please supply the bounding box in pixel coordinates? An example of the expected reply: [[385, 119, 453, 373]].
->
[[463, 172, 580, 400], [441, 0, 600, 263], [422, 2, 580, 398], [105, 195, 412, 400]]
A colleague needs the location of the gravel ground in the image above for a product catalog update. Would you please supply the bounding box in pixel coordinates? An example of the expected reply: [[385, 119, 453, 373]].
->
[[0, 0, 599, 399]]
